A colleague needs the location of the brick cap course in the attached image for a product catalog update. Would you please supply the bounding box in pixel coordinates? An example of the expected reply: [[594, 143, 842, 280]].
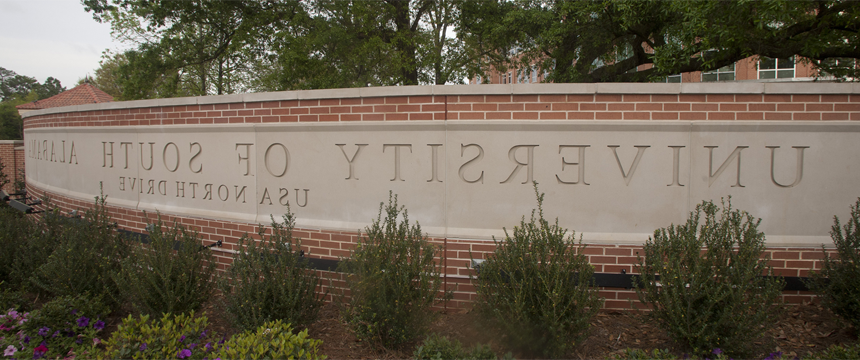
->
[[21, 83, 859, 119]]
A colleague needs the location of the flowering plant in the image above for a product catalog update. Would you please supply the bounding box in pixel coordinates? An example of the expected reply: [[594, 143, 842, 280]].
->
[[1, 311, 106, 360]]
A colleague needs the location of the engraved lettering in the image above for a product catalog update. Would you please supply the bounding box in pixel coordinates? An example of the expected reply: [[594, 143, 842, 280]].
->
[[556, 145, 590, 185], [295, 189, 309, 207], [260, 188, 273, 205], [667, 146, 685, 187], [147, 179, 155, 194], [767, 146, 809, 188], [235, 186, 247, 203], [203, 184, 213, 200], [189, 142, 203, 173], [427, 144, 443, 183], [120, 142, 132, 169], [383, 144, 412, 181], [158, 180, 167, 195], [218, 185, 229, 201], [69, 142, 77, 165], [265, 143, 289, 177], [609, 145, 649, 186], [140, 142, 154, 170], [42, 140, 47, 160], [278, 188, 289, 206], [459, 144, 484, 184], [130, 178, 137, 192], [189, 182, 198, 198], [235, 143, 253, 176], [336, 144, 367, 180], [119, 176, 125, 191], [707, 146, 748, 187], [176, 181, 185, 197], [50, 141, 56, 162], [61, 141, 66, 163], [502, 145, 538, 184], [163, 142, 180, 172]]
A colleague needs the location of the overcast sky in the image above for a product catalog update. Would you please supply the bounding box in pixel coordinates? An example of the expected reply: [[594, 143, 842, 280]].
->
[[0, 0, 127, 88]]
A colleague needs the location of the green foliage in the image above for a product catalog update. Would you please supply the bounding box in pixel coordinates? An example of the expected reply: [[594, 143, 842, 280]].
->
[[213, 320, 326, 360], [413, 333, 504, 360], [0, 206, 33, 287], [606, 348, 680, 360], [113, 214, 217, 316], [807, 343, 860, 360], [0, 282, 24, 312], [99, 311, 218, 360], [338, 193, 447, 348], [634, 199, 784, 358], [806, 198, 860, 330], [30, 195, 128, 310], [0, 301, 108, 360], [21, 293, 109, 335], [473, 183, 602, 358], [220, 211, 325, 331], [0, 102, 23, 140]]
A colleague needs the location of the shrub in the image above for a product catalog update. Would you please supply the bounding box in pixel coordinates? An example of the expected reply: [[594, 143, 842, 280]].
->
[[30, 195, 128, 310], [0, 206, 36, 288], [338, 193, 448, 347], [413, 333, 504, 360], [806, 198, 860, 330], [0, 282, 24, 312], [634, 199, 783, 357], [113, 214, 217, 316], [473, 183, 602, 358], [21, 293, 109, 336], [808, 343, 860, 360], [220, 210, 325, 331], [99, 311, 219, 360], [213, 320, 326, 360]]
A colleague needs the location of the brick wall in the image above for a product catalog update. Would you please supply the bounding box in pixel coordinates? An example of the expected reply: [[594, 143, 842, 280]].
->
[[0, 140, 24, 193], [22, 83, 858, 309]]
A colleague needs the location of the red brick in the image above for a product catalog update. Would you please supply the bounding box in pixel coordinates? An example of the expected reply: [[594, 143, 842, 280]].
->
[[408, 96, 433, 103], [834, 103, 860, 111], [764, 94, 792, 102], [486, 95, 512, 103], [822, 95, 849, 102], [765, 112, 792, 120], [299, 99, 319, 107], [605, 248, 632, 256], [526, 103, 551, 111], [568, 112, 595, 119], [374, 105, 397, 113], [310, 107, 330, 114], [385, 96, 409, 104], [707, 94, 734, 102], [777, 104, 804, 112], [512, 95, 538, 102], [458, 112, 484, 120], [319, 114, 339, 122], [749, 103, 776, 111], [801, 251, 826, 260], [609, 103, 635, 111], [363, 97, 385, 104], [397, 104, 421, 112], [736, 112, 763, 120], [422, 104, 446, 112], [551, 103, 577, 111], [692, 103, 718, 111], [540, 94, 566, 102], [581, 103, 607, 111], [596, 112, 623, 120], [623, 112, 649, 120], [793, 113, 821, 121], [486, 112, 512, 119], [720, 103, 747, 111], [708, 112, 735, 120], [792, 94, 820, 102], [299, 114, 318, 122], [736, 94, 763, 102], [635, 103, 662, 111], [410, 113, 433, 120], [595, 94, 622, 102], [786, 260, 815, 269], [499, 103, 524, 111], [772, 251, 800, 259], [568, 94, 594, 102], [664, 103, 690, 111], [623, 94, 650, 102], [652, 94, 678, 102], [457, 95, 485, 103], [386, 113, 408, 121], [512, 112, 539, 119], [822, 112, 849, 120], [340, 98, 361, 105], [604, 265, 633, 274], [652, 112, 679, 120]]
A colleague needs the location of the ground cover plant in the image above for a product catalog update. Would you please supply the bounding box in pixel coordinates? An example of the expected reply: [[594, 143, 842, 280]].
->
[[338, 193, 448, 348], [473, 183, 603, 358], [113, 214, 216, 316], [635, 199, 784, 358], [219, 210, 325, 331], [0, 304, 107, 359], [806, 198, 860, 331], [413, 333, 505, 360]]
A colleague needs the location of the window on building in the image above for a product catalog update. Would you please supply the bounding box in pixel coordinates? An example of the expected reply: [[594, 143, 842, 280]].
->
[[702, 63, 735, 82], [663, 74, 682, 83], [532, 66, 538, 83], [759, 56, 795, 79]]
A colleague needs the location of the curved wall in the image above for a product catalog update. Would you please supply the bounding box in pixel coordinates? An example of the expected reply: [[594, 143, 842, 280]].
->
[[22, 83, 860, 308]]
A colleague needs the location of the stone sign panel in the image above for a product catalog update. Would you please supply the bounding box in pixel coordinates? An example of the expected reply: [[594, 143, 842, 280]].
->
[[25, 120, 860, 247]]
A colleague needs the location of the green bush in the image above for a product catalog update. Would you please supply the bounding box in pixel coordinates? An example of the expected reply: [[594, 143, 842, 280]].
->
[[338, 193, 448, 347], [213, 320, 326, 360], [30, 195, 128, 310], [806, 343, 860, 360], [99, 311, 219, 360], [634, 199, 783, 358], [113, 214, 217, 316], [220, 210, 325, 331], [413, 333, 504, 360], [0, 282, 24, 312], [21, 293, 109, 335], [0, 207, 33, 287], [473, 183, 602, 358], [806, 198, 860, 330], [606, 348, 680, 360]]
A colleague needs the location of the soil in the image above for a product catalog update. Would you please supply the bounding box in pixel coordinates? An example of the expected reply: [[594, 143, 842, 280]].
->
[[91, 298, 855, 360]]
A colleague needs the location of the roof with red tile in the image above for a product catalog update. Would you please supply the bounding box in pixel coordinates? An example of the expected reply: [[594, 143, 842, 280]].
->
[[16, 83, 113, 110]]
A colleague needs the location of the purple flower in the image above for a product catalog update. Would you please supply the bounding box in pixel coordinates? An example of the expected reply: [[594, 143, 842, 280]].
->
[[76, 317, 89, 328], [199, 330, 207, 338], [204, 342, 213, 352], [51, 331, 59, 338], [4, 345, 17, 356], [177, 349, 192, 359], [139, 343, 147, 352], [22, 336, 30, 344], [713, 348, 722, 355], [93, 320, 105, 330], [179, 335, 186, 343], [70, 310, 77, 315], [32, 344, 47, 360], [189, 343, 197, 350], [37, 327, 49, 337]]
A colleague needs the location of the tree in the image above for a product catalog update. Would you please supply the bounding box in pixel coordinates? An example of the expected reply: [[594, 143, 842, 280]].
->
[[459, 0, 860, 83], [0, 67, 39, 102]]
